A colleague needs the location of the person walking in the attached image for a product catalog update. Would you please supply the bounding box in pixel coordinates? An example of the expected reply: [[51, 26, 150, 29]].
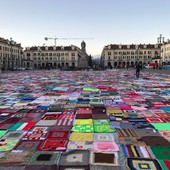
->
[[126, 64, 129, 70], [135, 63, 142, 79]]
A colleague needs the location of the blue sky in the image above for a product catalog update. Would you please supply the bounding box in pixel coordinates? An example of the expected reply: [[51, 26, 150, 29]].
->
[[0, 0, 170, 56]]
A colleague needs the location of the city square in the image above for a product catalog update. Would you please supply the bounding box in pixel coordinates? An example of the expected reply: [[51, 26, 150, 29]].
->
[[0, 69, 170, 169], [1, 0, 170, 169]]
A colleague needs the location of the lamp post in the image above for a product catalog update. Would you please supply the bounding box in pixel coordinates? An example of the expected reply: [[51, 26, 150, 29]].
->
[[8, 38, 16, 70], [38, 47, 42, 69], [157, 34, 164, 66]]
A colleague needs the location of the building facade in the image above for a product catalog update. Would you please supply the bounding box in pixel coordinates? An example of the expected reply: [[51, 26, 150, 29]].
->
[[0, 37, 23, 70], [23, 41, 91, 69], [100, 44, 161, 69], [161, 39, 170, 64]]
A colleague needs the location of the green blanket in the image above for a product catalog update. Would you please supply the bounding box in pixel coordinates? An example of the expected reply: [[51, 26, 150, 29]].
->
[[72, 125, 94, 132], [0, 130, 8, 138], [94, 124, 116, 133], [151, 123, 170, 130]]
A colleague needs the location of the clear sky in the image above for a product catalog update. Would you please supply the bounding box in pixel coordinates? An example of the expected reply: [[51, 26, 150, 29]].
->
[[0, 0, 170, 56]]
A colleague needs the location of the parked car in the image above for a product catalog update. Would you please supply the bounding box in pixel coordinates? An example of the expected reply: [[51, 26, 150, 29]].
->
[[161, 65, 170, 69], [145, 63, 158, 69]]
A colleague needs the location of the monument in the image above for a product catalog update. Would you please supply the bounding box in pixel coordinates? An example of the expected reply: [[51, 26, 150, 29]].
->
[[77, 41, 90, 69]]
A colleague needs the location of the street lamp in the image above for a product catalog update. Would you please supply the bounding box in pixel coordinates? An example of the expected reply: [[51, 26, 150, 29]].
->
[[157, 34, 164, 66], [37, 47, 42, 69], [8, 37, 16, 70]]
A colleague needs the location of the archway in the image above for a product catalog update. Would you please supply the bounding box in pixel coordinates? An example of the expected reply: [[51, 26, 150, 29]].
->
[[114, 62, 117, 68], [108, 62, 112, 69], [72, 62, 75, 67], [66, 63, 69, 67], [118, 62, 121, 68], [131, 61, 134, 67], [123, 61, 126, 67], [27, 62, 30, 68]]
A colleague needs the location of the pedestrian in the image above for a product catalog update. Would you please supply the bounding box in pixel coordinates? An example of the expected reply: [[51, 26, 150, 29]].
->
[[135, 63, 142, 79], [126, 64, 129, 70]]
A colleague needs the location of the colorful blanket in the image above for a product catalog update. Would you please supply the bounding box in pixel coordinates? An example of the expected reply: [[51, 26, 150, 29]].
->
[[122, 145, 152, 158], [0, 150, 32, 166], [74, 119, 93, 125], [0, 139, 19, 151], [93, 141, 119, 152], [69, 132, 94, 141], [127, 157, 163, 170], [67, 141, 93, 150], [94, 124, 116, 133], [72, 125, 94, 132], [93, 133, 115, 142], [28, 151, 60, 165]]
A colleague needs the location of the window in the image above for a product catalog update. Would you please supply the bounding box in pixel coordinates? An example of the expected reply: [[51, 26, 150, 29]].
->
[[49, 53, 52, 56], [53, 57, 57, 60], [57, 53, 60, 56], [27, 53, 30, 56], [45, 57, 48, 60], [45, 53, 48, 56], [71, 53, 75, 56], [108, 52, 111, 55], [148, 51, 151, 54], [114, 56, 117, 59], [114, 52, 117, 55], [65, 53, 68, 56], [108, 56, 111, 60]]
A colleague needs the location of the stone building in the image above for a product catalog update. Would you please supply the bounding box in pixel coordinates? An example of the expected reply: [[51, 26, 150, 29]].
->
[[161, 39, 170, 64], [100, 44, 161, 69], [0, 37, 23, 70], [23, 41, 91, 69]]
